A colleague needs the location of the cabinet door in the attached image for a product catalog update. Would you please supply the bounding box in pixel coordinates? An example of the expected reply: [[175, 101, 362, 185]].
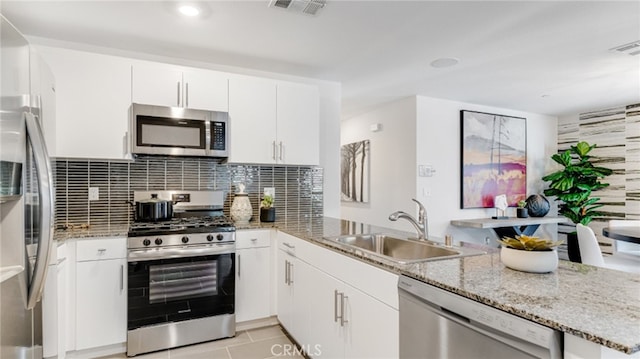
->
[[183, 70, 228, 112], [276, 82, 319, 165], [37, 47, 131, 159], [76, 258, 126, 350], [236, 247, 270, 322], [276, 250, 295, 332], [132, 64, 183, 107], [228, 76, 277, 164], [343, 286, 399, 359], [295, 262, 344, 359]]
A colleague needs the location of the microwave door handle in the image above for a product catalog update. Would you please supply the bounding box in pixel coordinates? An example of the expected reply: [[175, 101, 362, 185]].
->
[[24, 112, 55, 310]]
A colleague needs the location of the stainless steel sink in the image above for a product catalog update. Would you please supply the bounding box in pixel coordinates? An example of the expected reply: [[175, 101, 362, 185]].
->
[[328, 233, 482, 264]]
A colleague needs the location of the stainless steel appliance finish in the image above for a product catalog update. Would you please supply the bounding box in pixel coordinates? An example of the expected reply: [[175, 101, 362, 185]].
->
[[1, 15, 55, 359], [127, 190, 236, 357], [398, 275, 562, 359], [127, 314, 234, 357], [130, 103, 228, 158]]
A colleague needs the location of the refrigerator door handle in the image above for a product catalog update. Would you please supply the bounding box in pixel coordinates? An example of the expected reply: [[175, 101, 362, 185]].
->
[[24, 112, 55, 310]]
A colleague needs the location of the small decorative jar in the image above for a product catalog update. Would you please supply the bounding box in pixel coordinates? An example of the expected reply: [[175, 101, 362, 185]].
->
[[230, 184, 252, 225]]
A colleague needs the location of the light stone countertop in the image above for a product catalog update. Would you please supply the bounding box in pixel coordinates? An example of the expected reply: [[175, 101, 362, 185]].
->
[[57, 216, 640, 354]]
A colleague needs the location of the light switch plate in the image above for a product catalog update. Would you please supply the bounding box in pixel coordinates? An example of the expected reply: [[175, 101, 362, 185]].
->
[[418, 165, 435, 177], [89, 187, 99, 201], [264, 187, 275, 198]]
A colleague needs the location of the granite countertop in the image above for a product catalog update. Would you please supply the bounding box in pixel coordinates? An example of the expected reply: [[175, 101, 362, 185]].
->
[[57, 216, 640, 354], [276, 217, 640, 355]]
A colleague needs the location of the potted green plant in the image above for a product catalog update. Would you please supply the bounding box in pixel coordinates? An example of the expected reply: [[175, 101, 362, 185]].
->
[[498, 235, 564, 273], [516, 200, 528, 218], [541, 141, 612, 262], [260, 194, 276, 222]]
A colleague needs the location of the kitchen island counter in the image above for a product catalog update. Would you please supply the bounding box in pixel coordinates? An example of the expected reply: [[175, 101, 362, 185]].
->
[[277, 217, 640, 356]]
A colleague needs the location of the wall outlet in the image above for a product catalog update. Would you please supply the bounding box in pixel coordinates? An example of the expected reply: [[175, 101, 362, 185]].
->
[[418, 165, 435, 177], [422, 187, 432, 197], [264, 187, 275, 198], [89, 187, 100, 201]]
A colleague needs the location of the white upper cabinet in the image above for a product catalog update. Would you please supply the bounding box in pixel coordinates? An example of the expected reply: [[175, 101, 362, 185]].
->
[[36, 46, 131, 159], [228, 76, 319, 165], [182, 70, 228, 112], [276, 81, 319, 166], [132, 64, 228, 112], [228, 76, 277, 164]]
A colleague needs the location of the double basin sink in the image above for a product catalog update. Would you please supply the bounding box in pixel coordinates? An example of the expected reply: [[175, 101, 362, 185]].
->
[[325, 233, 485, 264]]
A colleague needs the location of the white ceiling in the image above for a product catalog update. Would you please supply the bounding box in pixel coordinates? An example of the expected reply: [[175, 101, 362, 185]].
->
[[2, 0, 639, 119]]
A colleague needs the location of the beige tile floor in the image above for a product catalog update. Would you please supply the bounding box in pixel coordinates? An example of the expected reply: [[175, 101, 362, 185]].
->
[[100, 325, 304, 359]]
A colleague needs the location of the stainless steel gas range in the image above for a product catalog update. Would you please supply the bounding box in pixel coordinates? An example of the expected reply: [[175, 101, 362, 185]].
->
[[126, 190, 236, 357]]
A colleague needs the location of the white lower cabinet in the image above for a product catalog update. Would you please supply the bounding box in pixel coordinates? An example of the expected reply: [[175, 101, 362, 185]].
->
[[75, 237, 127, 351], [236, 230, 272, 323], [43, 242, 67, 358], [276, 233, 399, 359]]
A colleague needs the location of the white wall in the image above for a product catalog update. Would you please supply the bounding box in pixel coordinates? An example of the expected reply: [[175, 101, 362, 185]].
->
[[416, 96, 559, 245], [341, 95, 559, 244], [340, 97, 417, 232]]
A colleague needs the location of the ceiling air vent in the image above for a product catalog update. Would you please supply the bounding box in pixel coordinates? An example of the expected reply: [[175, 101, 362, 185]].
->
[[268, 0, 326, 16], [610, 40, 640, 56]]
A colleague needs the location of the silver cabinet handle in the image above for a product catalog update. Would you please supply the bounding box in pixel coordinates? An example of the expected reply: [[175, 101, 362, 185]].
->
[[340, 292, 348, 327], [289, 262, 293, 284], [177, 81, 181, 107], [24, 112, 54, 310], [284, 260, 289, 285], [98, 248, 107, 254], [272, 141, 277, 160], [283, 242, 295, 249], [238, 254, 241, 277], [334, 290, 339, 322], [250, 238, 257, 242], [185, 82, 189, 108], [120, 264, 124, 292], [279, 141, 284, 161]]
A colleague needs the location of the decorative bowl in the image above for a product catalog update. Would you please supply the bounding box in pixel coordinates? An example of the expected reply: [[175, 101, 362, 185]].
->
[[500, 246, 558, 273]]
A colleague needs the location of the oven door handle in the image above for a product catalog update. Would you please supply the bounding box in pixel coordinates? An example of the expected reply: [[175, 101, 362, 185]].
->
[[128, 244, 235, 262]]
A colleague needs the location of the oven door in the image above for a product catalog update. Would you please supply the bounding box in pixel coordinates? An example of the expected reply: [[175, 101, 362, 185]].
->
[[127, 250, 235, 331]]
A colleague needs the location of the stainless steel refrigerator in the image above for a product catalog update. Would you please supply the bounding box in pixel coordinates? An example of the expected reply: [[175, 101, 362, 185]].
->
[[1, 15, 55, 359]]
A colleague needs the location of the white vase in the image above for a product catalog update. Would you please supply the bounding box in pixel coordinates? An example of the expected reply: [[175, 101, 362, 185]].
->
[[500, 246, 558, 273], [230, 194, 252, 225]]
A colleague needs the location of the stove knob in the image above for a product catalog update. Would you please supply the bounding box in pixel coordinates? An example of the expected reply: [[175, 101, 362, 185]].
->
[[181, 236, 189, 244], [217, 234, 224, 241], [155, 238, 163, 245], [207, 234, 214, 242], [142, 239, 151, 246]]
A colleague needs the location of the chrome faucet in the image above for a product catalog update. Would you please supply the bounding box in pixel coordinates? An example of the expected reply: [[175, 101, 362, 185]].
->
[[389, 198, 429, 241]]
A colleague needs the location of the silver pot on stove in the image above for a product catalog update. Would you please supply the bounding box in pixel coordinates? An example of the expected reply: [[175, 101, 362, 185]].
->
[[134, 193, 173, 222]]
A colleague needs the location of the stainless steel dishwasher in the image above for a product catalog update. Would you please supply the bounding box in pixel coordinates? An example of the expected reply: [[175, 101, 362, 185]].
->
[[398, 275, 563, 359]]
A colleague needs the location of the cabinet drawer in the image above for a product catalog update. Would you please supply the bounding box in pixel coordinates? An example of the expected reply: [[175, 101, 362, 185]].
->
[[236, 229, 271, 249], [76, 237, 126, 261]]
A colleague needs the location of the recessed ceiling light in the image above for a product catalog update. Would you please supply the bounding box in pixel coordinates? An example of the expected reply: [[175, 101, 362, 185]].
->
[[430, 57, 459, 68], [178, 5, 200, 17]]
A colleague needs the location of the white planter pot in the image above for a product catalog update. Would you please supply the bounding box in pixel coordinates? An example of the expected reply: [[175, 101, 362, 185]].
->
[[500, 246, 558, 273]]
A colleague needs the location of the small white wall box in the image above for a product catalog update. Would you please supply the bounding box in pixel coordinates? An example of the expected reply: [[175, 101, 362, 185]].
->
[[370, 123, 382, 132]]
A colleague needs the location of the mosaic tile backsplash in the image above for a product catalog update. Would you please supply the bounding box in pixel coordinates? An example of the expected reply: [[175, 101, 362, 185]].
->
[[53, 156, 323, 230]]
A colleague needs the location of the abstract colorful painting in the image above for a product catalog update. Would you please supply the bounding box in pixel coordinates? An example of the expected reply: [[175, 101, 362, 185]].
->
[[341, 140, 370, 203], [460, 110, 526, 209]]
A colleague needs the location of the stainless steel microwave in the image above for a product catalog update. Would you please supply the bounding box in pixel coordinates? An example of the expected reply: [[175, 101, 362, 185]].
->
[[130, 103, 228, 159]]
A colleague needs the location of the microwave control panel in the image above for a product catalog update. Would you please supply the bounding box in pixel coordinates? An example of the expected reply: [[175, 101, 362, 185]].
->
[[211, 121, 226, 151]]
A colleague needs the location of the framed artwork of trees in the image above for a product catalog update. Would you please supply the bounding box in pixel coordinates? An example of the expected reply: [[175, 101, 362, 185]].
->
[[341, 140, 370, 203], [460, 110, 527, 209]]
